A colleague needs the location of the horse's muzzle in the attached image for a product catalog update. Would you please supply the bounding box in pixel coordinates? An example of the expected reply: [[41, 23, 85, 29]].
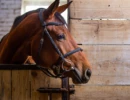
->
[[72, 68, 92, 84]]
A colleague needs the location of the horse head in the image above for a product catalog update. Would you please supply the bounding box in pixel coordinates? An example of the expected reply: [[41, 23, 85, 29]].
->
[[0, 0, 92, 84]]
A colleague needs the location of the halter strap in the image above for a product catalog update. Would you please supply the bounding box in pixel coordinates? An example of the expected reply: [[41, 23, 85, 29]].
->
[[64, 48, 83, 58]]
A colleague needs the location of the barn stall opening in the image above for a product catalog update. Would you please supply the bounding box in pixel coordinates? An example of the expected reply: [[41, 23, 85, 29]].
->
[[1, 0, 130, 100]]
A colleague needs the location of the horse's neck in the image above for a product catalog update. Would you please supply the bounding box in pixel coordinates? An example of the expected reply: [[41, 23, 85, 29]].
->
[[0, 13, 40, 63], [0, 34, 10, 63], [0, 29, 32, 63], [0, 36, 31, 63], [11, 40, 32, 63]]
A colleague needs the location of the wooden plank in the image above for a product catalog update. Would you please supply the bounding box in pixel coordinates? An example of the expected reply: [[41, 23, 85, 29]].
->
[[12, 70, 30, 100], [81, 45, 130, 69], [0, 70, 11, 100], [70, 20, 130, 44], [70, 85, 130, 100], [88, 76, 130, 85], [70, 0, 130, 19], [77, 45, 130, 85], [49, 78, 62, 100], [31, 70, 61, 100], [69, 74, 130, 86], [31, 70, 48, 100], [0, 64, 39, 70]]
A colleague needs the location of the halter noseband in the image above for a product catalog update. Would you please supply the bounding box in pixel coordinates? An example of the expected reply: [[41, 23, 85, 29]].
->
[[37, 8, 83, 82]]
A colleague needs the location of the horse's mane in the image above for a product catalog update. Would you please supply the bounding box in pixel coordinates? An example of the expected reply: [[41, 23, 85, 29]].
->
[[12, 8, 45, 29], [0, 8, 44, 43]]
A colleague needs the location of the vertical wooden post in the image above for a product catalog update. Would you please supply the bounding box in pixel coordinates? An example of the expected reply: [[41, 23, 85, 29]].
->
[[62, 77, 69, 100]]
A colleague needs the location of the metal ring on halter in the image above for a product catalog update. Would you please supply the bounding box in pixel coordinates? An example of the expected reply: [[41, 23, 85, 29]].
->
[[61, 58, 74, 72]]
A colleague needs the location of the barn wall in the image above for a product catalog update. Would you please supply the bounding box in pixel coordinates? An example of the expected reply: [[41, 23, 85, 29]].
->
[[70, 0, 130, 19], [69, 0, 130, 100]]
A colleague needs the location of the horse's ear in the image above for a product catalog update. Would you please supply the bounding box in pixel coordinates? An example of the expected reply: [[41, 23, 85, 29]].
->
[[56, 1, 73, 14], [45, 0, 60, 18]]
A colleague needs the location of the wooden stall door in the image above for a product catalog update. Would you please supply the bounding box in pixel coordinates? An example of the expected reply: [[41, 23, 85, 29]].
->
[[0, 70, 62, 100]]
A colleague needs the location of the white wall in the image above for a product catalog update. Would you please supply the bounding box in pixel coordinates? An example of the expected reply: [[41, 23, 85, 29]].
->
[[0, 0, 22, 40]]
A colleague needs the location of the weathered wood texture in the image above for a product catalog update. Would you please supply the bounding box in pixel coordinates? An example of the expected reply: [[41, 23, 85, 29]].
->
[[69, 0, 130, 98], [70, 20, 130, 85], [31, 70, 61, 100], [0, 70, 11, 100], [70, 0, 130, 19], [69, 45, 130, 99], [70, 20, 130, 44], [0, 70, 61, 100], [70, 85, 130, 100], [12, 70, 30, 100], [81, 45, 130, 85]]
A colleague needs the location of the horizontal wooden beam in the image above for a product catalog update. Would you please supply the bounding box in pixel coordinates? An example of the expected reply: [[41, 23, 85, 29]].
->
[[70, 20, 130, 44], [71, 85, 130, 100], [70, 0, 130, 19], [0, 64, 39, 70]]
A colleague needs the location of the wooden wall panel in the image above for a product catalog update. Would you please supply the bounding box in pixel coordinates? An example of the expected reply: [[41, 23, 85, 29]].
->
[[70, 0, 130, 19], [31, 70, 51, 100], [70, 20, 130, 44], [31, 70, 61, 100], [0, 71, 11, 100], [69, 0, 130, 98], [70, 85, 130, 100], [0, 70, 61, 100], [12, 70, 30, 100], [78, 45, 130, 85]]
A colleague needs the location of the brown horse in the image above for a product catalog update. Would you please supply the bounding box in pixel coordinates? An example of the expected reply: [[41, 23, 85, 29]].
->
[[0, 0, 92, 84]]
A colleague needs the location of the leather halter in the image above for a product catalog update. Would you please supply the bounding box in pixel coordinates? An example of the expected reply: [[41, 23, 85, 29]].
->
[[37, 8, 83, 82]]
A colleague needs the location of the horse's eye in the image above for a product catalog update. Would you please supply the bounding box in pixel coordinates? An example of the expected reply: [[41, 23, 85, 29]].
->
[[57, 34, 65, 40]]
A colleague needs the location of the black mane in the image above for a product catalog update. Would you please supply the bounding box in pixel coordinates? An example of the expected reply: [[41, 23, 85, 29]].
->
[[12, 8, 45, 29]]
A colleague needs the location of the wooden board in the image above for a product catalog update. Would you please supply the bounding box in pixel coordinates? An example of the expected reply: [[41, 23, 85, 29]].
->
[[78, 45, 130, 85], [70, 0, 130, 19], [0, 70, 11, 100], [12, 70, 30, 100], [70, 20, 130, 44], [70, 85, 130, 100], [0, 69, 62, 100], [30, 70, 61, 100]]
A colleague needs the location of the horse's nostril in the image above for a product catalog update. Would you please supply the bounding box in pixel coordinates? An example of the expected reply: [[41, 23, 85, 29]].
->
[[86, 69, 92, 78], [82, 69, 92, 83]]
